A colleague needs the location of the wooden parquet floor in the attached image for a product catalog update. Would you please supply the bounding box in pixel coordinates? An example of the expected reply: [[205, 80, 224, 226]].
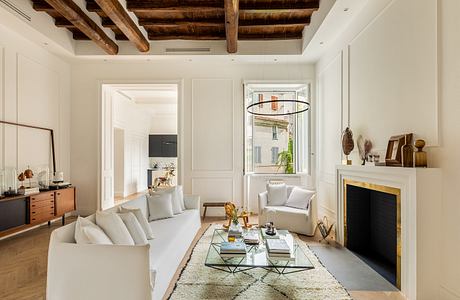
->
[[0, 219, 74, 300]]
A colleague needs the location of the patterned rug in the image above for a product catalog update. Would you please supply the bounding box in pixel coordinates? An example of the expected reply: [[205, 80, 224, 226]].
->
[[169, 225, 352, 300]]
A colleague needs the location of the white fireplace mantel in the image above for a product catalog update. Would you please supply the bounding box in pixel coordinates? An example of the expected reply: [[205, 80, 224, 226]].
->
[[336, 165, 441, 300]]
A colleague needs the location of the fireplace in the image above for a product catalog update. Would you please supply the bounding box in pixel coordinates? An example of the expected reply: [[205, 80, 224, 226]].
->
[[343, 179, 401, 289]]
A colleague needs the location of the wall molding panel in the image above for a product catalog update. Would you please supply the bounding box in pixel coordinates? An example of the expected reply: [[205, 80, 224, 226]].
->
[[191, 78, 234, 172]]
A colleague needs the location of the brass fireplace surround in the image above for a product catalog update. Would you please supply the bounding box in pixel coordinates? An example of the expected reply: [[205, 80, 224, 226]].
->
[[343, 179, 401, 289]]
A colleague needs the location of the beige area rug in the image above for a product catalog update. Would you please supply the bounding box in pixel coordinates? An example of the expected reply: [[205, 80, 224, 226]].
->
[[169, 225, 352, 300]]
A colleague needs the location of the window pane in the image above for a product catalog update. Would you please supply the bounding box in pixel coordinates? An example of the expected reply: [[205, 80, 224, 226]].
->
[[245, 83, 309, 174]]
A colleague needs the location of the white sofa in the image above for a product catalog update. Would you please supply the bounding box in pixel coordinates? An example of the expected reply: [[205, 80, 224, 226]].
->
[[258, 185, 317, 235], [46, 193, 201, 300]]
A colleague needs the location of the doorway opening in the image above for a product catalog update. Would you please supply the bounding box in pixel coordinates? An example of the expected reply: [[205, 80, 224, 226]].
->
[[100, 83, 181, 210]]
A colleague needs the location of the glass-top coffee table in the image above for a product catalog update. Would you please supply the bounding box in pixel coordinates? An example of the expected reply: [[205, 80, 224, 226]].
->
[[204, 228, 314, 274]]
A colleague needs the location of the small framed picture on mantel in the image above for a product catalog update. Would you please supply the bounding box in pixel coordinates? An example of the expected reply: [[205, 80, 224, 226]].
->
[[385, 134, 412, 166]]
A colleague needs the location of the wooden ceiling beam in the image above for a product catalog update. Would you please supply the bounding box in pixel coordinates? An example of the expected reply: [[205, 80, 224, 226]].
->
[[42, 0, 118, 55], [224, 0, 239, 53], [93, 0, 150, 52]]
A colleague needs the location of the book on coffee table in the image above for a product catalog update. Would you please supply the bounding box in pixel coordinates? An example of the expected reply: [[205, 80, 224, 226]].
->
[[242, 232, 260, 245], [220, 242, 246, 256], [266, 239, 291, 254]]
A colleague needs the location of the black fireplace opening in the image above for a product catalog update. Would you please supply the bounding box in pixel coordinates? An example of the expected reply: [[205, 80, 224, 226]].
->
[[346, 184, 397, 287]]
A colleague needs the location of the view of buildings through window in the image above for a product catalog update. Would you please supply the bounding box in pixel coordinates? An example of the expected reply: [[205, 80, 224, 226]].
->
[[245, 83, 310, 174]]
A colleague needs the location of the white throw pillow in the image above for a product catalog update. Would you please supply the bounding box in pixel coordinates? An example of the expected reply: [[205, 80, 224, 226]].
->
[[177, 186, 185, 211], [96, 211, 135, 245], [285, 187, 316, 210], [151, 187, 183, 215], [267, 183, 288, 206], [117, 212, 148, 245], [83, 226, 114, 245], [74, 216, 112, 245], [147, 193, 174, 221], [120, 206, 154, 240]]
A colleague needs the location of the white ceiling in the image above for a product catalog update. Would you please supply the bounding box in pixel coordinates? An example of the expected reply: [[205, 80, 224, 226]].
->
[[115, 84, 178, 116]]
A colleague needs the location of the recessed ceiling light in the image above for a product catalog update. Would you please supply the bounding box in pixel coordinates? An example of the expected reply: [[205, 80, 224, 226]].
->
[[231, 58, 235, 62], [344, 8, 349, 12], [274, 58, 278, 62], [188, 58, 193, 62], [103, 59, 108, 62], [320, 42, 324, 45], [43, 42, 48, 46]]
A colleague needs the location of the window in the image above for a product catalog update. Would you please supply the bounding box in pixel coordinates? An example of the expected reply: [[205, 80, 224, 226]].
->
[[271, 147, 279, 164], [244, 83, 310, 174], [254, 146, 262, 164], [272, 126, 278, 140]]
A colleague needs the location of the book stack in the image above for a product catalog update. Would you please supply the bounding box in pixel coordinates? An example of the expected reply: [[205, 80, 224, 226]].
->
[[220, 242, 246, 257], [242, 232, 259, 245], [23, 187, 40, 196], [228, 227, 243, 239], [266, 239, 293, 259]]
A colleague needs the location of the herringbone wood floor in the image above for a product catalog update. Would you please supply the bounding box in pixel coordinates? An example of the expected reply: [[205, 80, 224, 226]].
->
[[0, 216, 404, 300]]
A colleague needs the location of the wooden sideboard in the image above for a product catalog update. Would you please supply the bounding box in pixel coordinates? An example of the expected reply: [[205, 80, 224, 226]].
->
[[0, 187, 76, 238]]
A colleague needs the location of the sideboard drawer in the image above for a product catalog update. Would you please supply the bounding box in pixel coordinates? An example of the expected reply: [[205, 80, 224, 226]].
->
[[30, 192, 54, 203], [30, 208, 55, 225], [30, 198, 54, 209]]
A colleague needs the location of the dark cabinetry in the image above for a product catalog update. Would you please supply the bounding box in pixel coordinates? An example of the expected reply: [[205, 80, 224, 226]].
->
[[149, 135, 177, 157], [0, 187, 76, 237]]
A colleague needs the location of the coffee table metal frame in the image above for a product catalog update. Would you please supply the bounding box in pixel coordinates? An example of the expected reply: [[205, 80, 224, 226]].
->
[[205, 228, 314, 274]]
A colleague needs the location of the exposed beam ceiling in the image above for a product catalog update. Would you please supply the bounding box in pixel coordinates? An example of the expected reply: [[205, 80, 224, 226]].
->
[[32, 0, 320, 54], [35, 0, 118, 54], [224, 0, 239, 53], [93, 0, 149, 52]]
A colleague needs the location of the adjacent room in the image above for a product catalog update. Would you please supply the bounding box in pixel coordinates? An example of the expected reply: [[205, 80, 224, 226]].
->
[[0, 0, 458, 299]]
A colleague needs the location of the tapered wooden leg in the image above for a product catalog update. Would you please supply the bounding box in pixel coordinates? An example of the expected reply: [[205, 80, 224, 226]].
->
[[62, 215, 65, 226], [203, 206, 207, 221]]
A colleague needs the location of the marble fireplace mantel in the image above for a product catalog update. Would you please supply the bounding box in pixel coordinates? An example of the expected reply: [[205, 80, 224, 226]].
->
[[336, 165, 441, 300]]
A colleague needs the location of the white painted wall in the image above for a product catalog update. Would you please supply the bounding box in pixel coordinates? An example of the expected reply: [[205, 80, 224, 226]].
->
[[316, 0, 460, 298], [0, 23, 71, 185], [113, 128, 124, 197], [71, 62, 315, 216], [113, 91, 150, 198], [150, 114, 177, 134]]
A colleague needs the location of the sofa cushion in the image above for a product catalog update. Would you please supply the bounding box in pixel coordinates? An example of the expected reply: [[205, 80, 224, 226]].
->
[[267, 183, 288, 206], [118, 212, 148, 245], [147, 210, 200, 270], [147, 193, 174, 221], [151, 187, 183, 215], [74, 216, 112, 245], [120, 206, 154, 240], [96, 211, 135, 245], [285, 187, 315, 210]]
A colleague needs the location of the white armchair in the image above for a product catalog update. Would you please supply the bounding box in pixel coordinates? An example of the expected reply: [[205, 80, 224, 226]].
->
[[258, 185, 317, 235]]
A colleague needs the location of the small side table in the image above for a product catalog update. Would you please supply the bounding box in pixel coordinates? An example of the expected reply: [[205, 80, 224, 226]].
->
[[202, 202, 227, 220]]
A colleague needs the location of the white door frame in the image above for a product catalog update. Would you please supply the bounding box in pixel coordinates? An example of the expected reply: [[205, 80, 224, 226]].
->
[[97, 79, 185, 211]]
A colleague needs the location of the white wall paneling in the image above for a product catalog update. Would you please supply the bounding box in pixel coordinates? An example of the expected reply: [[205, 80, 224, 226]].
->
[[191, 79, 234, 172], [0, 25, 70, 197], [317, 52, 342, 222], [191, 177, 233, 216], [316, 0, 459, 297]]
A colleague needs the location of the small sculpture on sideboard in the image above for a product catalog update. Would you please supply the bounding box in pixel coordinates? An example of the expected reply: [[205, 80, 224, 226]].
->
[[414, 139, 428, 168]]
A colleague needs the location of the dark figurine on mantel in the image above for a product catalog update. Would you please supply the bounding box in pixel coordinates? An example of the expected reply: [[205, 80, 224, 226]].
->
[[341, 127, 354, 165]]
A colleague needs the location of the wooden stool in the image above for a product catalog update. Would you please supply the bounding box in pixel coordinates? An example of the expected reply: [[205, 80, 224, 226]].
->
[[202, 202, 227, 220]]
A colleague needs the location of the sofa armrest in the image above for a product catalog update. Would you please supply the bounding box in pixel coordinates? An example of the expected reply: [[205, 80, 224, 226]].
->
[[47, 235, 152, 300], [258, 191, 268, 215], [184, 194, 200, 210]]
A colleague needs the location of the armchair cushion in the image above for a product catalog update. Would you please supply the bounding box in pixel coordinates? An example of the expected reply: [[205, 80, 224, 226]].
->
[[285, 187, 315, 210], [267, 183, 288, 206]]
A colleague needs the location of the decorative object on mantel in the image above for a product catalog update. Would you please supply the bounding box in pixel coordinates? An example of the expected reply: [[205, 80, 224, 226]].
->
[[357, 135, 373, 165], [341, 127, 354, 165], [414, 139, 428, 168], [385, 133, 412, 167], [402, 135, 414, 167]]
